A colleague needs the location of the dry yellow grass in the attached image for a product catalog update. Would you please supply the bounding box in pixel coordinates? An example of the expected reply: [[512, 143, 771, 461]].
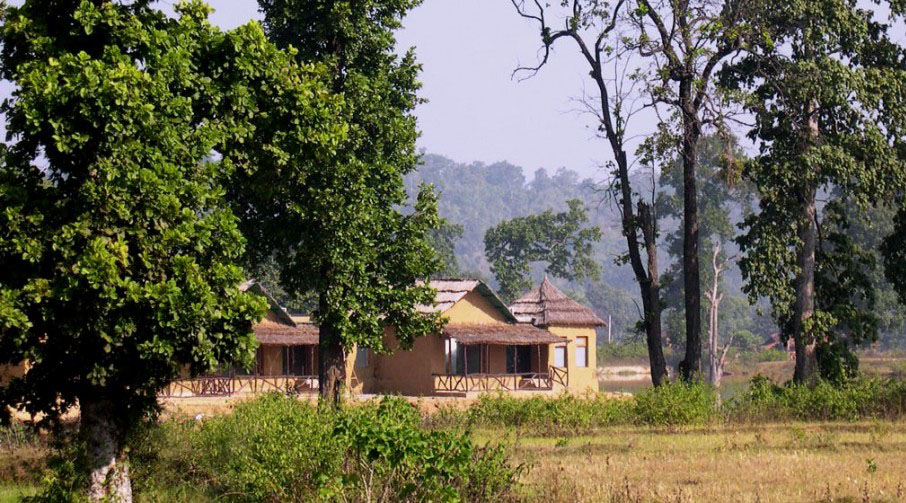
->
[[493, 422, 906, 503]]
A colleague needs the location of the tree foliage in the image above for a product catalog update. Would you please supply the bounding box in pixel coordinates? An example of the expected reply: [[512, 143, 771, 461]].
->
[[0, 0, 289, 427], [0, 0, 351, 498], [428, 219, 465, 277], [485, 199, 601, 302], [239, 0, 444, 401], [724, 0, 906, 383]]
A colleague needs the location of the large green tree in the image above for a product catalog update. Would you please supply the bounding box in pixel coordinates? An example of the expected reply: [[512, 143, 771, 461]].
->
[[245, 0, 444, 402], [724, 0, 906, 384], [0, 1, 345, 500], [484, 199, 602, 302]]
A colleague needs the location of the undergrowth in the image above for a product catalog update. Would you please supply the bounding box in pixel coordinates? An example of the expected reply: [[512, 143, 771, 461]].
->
[[430, 376, 906, 435]]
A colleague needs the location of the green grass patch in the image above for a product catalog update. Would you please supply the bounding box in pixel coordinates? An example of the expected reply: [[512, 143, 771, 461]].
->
[[0, 485, 37, 503]]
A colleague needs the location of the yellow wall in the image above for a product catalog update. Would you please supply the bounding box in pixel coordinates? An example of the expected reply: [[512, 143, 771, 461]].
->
[[547, 325, 598, 393], [360, 290, 512, 395], [443, 290, 510, 324]]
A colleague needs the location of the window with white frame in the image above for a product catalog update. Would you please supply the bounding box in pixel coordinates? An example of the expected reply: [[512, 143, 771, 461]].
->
[[575, 337, 588, 368], [553, 345, 567, 367]]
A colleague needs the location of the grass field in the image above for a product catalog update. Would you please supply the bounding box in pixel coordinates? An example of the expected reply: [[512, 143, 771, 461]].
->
[[499, 422, 906, 502], [2, 421, 905, 502]]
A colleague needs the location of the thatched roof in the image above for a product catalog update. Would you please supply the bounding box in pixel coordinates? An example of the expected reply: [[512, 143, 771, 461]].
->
[[255, 321, 319, 346], [445, 324, 566, 346], [510, 278, 606, 327], [241, 281, 319, 346], [417, 279, 517, 322]]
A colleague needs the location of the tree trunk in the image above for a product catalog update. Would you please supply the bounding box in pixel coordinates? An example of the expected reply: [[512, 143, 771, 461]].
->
[[318, 299, 346, 406], [318, 329, 346, 406], [680, 111, 703, 381], [792, 97, 820, 386], [81, 399, 132, 503], [638, 200, 668, 386], [792, 186, 819, 385], [706, 245, 722, 387]]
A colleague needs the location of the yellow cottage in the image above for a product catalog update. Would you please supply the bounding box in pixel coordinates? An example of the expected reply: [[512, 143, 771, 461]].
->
[[162, 281, 321, 397], [351, 279, 579, 396], [162, 278, 605, 398], [509, 278, 606, 393]]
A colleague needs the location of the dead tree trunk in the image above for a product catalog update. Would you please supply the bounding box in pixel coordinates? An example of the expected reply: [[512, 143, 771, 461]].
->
[[81, 398, 132, 503], [705, 243, 734, 388]]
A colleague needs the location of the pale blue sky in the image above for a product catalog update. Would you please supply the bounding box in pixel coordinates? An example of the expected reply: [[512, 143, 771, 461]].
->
[[5, 1, 903, 179], [171, 0, 618, 179]]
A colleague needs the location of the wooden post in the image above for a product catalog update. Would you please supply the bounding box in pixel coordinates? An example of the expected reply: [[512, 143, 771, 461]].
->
[[309, 346, 314, 377], [536, 344, 541, 374], [464, 343, 469, 376]]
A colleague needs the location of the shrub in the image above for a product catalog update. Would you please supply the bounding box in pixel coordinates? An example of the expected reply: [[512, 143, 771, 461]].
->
[[598, 342, 673, 361], [461, 392, 633, 434], [726, 375, 906, 422], [739, 349, 790, 364], [133, 394, 520, 503], [449, 383, 721, 433], [631, 381, 718, 426]]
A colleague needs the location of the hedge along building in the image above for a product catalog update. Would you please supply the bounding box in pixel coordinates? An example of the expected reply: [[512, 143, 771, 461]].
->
[[509, 277, 606, 393]]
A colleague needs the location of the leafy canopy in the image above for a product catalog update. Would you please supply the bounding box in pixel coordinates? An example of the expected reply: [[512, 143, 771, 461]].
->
[[723, 0, 906, 380], [232, 0, 444, 353], [484, 199, 602, 302], [0, 0, 343, 423]]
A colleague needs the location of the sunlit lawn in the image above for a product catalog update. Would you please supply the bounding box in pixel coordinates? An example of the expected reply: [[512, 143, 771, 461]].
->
[[485, 422, 906, 502]]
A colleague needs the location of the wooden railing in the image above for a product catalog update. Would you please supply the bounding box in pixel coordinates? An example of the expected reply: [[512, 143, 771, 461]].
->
[[433, 368, 568, 393], [549, 366, 569, 387], [160, 375, 319, 398]]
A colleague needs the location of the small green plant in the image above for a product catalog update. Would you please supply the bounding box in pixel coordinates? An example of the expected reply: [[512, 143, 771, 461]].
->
[[866, 458, 878, 474]]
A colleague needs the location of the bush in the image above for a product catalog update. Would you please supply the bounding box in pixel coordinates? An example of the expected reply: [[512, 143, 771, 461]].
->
[[632, 381, 718, 426], [133, 394, 521, 503], [460, 392, 633, 434], [443, 383, 720, 433], [598, 342, 673, 361], [739, 349, 790, 364], [726, 375, 906, 422]]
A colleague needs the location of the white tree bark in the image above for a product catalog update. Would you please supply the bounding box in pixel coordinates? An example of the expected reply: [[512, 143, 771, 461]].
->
[[706, 243, 734, 388], [82, 400, 133, 503]]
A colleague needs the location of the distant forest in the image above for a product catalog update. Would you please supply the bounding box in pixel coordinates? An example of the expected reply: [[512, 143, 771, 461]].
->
[[406, 153, 906, 350]]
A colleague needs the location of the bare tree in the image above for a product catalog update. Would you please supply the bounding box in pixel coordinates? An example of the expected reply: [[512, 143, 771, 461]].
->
[[510, 0, 668, 385], [705, 242, 734, 387]]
